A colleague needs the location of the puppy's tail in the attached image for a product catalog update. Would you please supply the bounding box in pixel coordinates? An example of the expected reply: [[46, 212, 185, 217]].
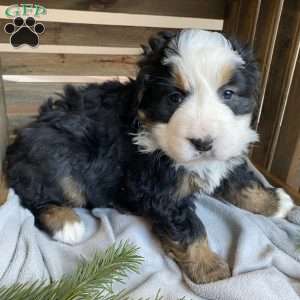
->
[[39, 85, 83, 115]]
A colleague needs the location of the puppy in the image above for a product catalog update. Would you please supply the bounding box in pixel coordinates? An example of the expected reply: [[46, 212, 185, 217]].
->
[[6, 30, 294, 284]]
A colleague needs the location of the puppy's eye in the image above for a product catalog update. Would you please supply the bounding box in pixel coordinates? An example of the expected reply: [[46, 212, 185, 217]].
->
[[223, 89, 235, 100], [168, 91, 184, 104]]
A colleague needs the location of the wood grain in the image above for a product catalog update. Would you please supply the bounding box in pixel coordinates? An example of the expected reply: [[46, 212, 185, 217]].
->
[[223, 0, 261, 46], [0, 20, 176, 48], [252, 0, 300, 167], [1, 53, 138, 76], [270, 60, 300, 189], [0, 0, 225, 19], [4, 81, 83, 107], [0, 7, 224, 30], [0, 44, 142, 55]]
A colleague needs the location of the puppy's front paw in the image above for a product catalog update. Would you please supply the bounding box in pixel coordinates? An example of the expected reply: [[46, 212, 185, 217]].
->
[[39, 205, 86, 245], [162, 237, 231, 284], [182, 252, 231, 284], [273, 188, 294, 218], [53, 220, 85, 245]]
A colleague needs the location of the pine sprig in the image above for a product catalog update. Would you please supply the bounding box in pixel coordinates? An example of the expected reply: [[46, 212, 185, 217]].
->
[[0, 241, 143, 300]]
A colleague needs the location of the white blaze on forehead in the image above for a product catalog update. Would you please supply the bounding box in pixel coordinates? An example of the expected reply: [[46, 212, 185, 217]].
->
[[165, 30, 244, 90]]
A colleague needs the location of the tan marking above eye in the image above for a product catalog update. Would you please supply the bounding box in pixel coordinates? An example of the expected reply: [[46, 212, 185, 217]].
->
[[137, 110, 154, 129], [172, 66, 189, 92], [217, 64, 235, 88], [138, 110, 146, 120]]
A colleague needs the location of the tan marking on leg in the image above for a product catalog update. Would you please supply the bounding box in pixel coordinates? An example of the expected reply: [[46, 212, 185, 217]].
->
[[137, 111, 155, 129], [0, 175, 8, 206], [39, 205, 80, 234], [162, 237, 230, 284], [228, 183, 280, 216], [39, 205, 85, 244], [60, 176, 86, 207]]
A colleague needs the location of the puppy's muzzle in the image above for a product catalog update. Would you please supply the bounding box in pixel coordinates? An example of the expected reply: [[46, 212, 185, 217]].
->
[[189, 138, 213, 152]]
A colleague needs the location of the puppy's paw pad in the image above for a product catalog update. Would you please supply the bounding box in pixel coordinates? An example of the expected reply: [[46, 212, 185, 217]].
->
[[273, 188, 294, 218], [53, 221, 85, 245]]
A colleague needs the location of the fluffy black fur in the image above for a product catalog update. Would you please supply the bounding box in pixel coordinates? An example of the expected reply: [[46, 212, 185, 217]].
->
[[7, 31, 207, 245], [6, 31, 273, 283], [7, 81, 204, 245]]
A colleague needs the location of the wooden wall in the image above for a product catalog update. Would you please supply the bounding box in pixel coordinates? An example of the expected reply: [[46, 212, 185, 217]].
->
[[251, 1, 300, 192]]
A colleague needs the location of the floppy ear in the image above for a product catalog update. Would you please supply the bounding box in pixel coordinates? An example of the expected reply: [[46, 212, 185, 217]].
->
[[134, 72, 149, 109], [138, 31, 177, 69], [228, 38, 260, 93], [134, 31, 177, 109], [228, 38, 261, 126]]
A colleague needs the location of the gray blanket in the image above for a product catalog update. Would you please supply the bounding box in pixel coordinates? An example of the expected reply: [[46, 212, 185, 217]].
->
[[1, 167, 300, 299]]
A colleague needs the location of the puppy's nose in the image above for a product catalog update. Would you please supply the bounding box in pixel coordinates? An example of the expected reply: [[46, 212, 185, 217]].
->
[[189, 138, 213, 152]]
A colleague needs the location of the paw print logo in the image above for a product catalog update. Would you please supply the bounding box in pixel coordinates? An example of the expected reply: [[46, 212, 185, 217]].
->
[[4, 16, 45, 48]]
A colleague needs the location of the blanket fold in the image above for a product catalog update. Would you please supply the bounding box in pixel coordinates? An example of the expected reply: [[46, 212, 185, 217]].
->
[[0, 165, 300, 299]]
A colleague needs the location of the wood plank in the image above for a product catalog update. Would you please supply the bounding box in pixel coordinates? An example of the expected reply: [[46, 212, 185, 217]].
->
[[223, 0, 261, 46], [0, 44, 141, 55], [4, 77, 131, 107], [7, 103, 40, 116], [252, 0, 300, 167], [3, 75, 129, 83], [1, 53, 138, 76], [270, 60, 300, 189], [0, 20, 177, 48], [267, 13, 300, 170], [4, 81, 83, 107], [252, 0, 284, 128], [0, 0, 225, 19], [0, 7, 224, 30]]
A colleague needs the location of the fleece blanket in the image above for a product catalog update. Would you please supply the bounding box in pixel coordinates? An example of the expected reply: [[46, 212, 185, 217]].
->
[[0, 164, 300, 300]]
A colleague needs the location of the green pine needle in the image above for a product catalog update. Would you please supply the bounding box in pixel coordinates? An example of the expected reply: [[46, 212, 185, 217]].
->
[[0, 241, 143, 300]]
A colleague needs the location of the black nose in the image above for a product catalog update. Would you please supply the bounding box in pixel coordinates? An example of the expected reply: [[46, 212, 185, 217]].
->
[[189, 138, 213, 152]]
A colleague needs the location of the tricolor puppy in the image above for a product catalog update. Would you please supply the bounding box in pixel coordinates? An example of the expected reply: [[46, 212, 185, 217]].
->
[[6, 30, 294, 283]]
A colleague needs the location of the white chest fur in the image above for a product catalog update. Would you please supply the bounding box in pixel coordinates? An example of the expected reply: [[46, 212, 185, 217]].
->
[[177, 157, 243, 194]]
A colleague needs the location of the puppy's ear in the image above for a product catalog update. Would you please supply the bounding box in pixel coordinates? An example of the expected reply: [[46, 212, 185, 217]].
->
[[134, 72, 150, 109], [135, 31, 177, 109], [229, 38, 260, 90], [138, 31, 177, 68], [228, 38, 261, 126]]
